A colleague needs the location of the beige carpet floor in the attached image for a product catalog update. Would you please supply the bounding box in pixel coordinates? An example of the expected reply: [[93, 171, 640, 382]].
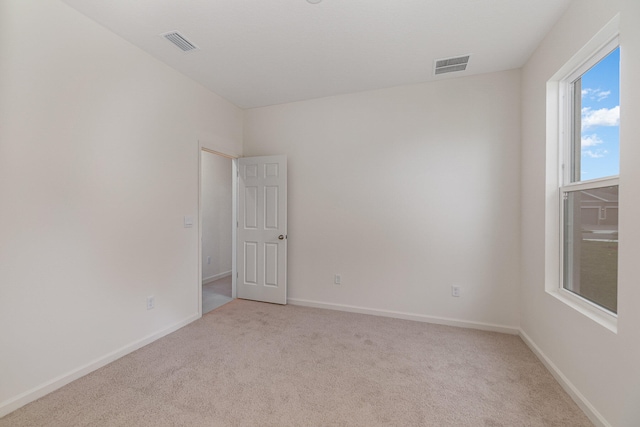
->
[[0, 300, 592, 426]]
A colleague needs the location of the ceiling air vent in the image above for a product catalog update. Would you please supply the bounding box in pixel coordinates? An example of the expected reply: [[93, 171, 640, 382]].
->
[[162, 31, 199, 52], [434, 55, 470, 75]]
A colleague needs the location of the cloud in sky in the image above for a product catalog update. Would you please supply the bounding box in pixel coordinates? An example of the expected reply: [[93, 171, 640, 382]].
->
[[581, 134, 603, 148], [583, 149, 608, 158], [582, 106, 620, 129], [581, 88, 611, 101], [581, 134, 607, 159]]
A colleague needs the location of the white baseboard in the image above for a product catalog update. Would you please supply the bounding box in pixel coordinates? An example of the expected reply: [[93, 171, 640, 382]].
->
[[519, 329, 610, 427], [288, 298, 520, 335], [0, 312, 200, 418], [202, 270, 232, 284]]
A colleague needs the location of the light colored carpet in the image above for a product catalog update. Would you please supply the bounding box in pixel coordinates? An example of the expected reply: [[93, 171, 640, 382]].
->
[[202, 275, 233, 314], [0, 300, 592, 426]]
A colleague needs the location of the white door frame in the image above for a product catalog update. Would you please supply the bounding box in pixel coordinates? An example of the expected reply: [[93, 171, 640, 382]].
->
[[197, 142, 239, 317]]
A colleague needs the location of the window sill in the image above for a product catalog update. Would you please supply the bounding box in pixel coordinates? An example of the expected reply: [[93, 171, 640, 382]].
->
[[546, 288, 618, 333]]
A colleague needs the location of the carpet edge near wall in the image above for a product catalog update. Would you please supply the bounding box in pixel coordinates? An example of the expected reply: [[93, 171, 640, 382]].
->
[[0, 313, 200, 419], [287, 298, 520, 335], [519, 329, 609, 427]]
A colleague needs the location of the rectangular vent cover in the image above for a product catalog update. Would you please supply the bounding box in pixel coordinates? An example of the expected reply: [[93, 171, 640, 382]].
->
[[434, 55, 470, 75], [162, 31, 199, 52]]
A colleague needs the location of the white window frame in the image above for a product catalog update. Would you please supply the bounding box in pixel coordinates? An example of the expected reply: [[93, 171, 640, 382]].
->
[[545, 15, 619, 333]]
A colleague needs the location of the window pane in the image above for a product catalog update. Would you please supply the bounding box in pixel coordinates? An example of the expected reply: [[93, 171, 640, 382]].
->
[[572, 47, 620, 182], [563, 186, 618, 313]]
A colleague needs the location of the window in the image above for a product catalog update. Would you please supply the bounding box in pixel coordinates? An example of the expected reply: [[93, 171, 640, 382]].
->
[[560, 39, 620, 314]]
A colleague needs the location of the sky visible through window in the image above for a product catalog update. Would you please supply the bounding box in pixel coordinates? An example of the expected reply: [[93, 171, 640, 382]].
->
[[580, 47, 620, 180]]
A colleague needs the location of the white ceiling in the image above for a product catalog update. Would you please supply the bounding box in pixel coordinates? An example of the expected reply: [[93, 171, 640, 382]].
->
[[61, 0, 571, 109]]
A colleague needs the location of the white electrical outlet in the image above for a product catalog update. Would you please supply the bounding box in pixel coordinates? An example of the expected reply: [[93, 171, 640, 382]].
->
[[451, 286, 461, 297], [147, 296, 155, 310], [334, 274, 341, 285], [207, 256, 211, 265]]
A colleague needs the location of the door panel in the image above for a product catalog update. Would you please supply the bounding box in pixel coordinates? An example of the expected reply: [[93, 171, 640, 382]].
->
[[237, 155, 287, 304], [244, 186, 258, 229], [265, 186, 279, 229], [244, 241, 258, 285]]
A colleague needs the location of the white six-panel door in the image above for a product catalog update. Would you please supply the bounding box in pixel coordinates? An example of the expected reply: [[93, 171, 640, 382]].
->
[[237, 155, 287, 304]]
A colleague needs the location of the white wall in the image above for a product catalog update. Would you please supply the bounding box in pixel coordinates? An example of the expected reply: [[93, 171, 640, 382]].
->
[[0, 0, 242, 415], [244, 70, 522, 331], [201, 152, 233, 282], [520, 0, 640, 425]]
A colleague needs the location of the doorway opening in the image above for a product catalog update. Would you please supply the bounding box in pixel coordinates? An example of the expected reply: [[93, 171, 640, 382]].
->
[[200, 149, 234, 314]]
